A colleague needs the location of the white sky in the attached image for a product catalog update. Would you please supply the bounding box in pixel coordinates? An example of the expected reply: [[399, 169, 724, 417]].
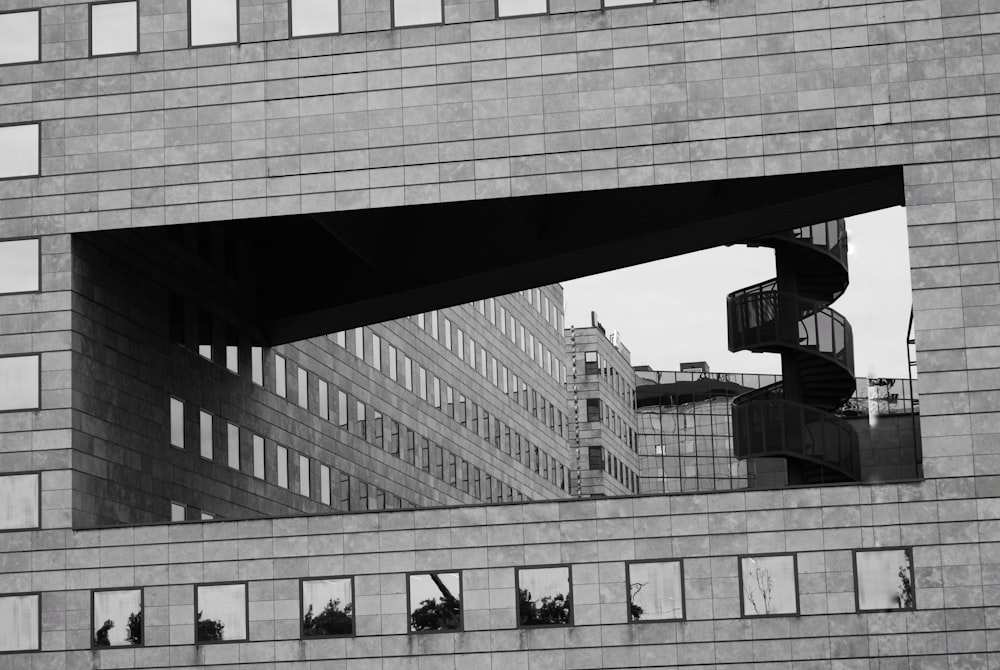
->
[[563, 207, 913, 379]]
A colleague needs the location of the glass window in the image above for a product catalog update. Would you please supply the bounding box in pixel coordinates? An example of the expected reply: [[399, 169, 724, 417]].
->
[[603, 0, 652, 5], [388, 346, 397, 381], [320, 465, 330, 505], [404, 357, 412, 391], [195, 583, 247, 643], [199, 411, 212, 460], [92, 588, 142, 647], [277, 445, 288, 488], [0, 593, 39, 651], [430, 311, 438, 339], [0, 354, 38, 411], [90, 1, 138, 56], [408, 572, 462, 632], [171, 502, 185, 521], [392, 0, 441, 26], [275, 355, 286, 397], [372, 334, 381, 371], [297, 368, 308, 409], [301, 577, 353, 637], [0, 239, 39, 294], [298, 454, 309, 497], [0, 10, 39, 64], [739, 554, 798, 617], [251, 347, 263, 385], [169, 397, 184, 448], [226, 423, 239, 470], [318, 380, 328, 420], [337, 390, 348, 427], [252, 435, 264, 479], [443, 319, 451, 350], [189, 0, 238, 46], [497, 0, 546, 16], [855, 548, 915, 611], [0, 473, 39, 530], [290, 0, 339, 36], [353, 328, 363, 359], [517, 566, 572, 627], [627, 561, 683, 621], [201, 512, 213, 520]]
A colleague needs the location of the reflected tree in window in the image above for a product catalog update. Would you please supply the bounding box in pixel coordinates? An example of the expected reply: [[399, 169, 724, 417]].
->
[[301, 577, 354, 637], [740, 555, 798, 617], [517, 566, 572, 627], [408, 572, 461, 632], [197, 613, 225, 641], [856, 548, 915, 611], [92, 589, 142, 647]]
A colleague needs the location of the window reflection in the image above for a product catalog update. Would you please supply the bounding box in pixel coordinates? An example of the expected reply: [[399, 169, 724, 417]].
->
[[196, 583, 247, 642], [392, 0, 442, 27], [301, 578, 353, 637], [856, 548, 915, 611], [93, 589, 142, 647], [0, 473, 40, 530], [408, 572, 462, 632], [189, 0, 238, 46], [0, 239, 39, 294], [0, 594, 39, 651], [0, 11, 39, 64], [739, 554, 798, 617], [91, 1, 138, 56], [517, 566, 572, 626], [0, 124, 40, 179], [627, 561, 683, 621], [0, 354, 39, 411]]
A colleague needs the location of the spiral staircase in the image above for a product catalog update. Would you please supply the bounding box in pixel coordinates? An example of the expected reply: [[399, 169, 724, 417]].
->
[[727, 220, 861, 484]]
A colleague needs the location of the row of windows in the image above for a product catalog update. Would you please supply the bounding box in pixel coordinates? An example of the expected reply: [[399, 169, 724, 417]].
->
[[584, 396, 637, 452], [168, 295, 570, 493], [326, 326, 571, 483], [583, 350, 637, 408], [0, 0, 653, 69], [0, 547, 916, 652], [586, 445, 638, 493], [463, 293, 565, 380], [168, 395, 534, 510]]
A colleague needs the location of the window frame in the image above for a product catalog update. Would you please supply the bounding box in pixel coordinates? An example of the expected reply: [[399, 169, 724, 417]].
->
[[853, 546, 916, 613], [299, 576, 355, 639], [0, 237, 41, 295], [0, 353, 41, 413], [288, 0, 341, 38], [0, 591, 41, 653], [0, 122, 40, 181], [194, 581, 250, 644], [737, 552, 800, 619], [88, 0, 139, 57], [406, 570, 464, 634], [495, 0, 548, 19], [625, 559, 685, 623], [390, 0, 444, 28], [515, 564, 574, 629], [0, 9, 41, 66], [0, 471, 41, 532], [601, 0, 653, 7], [187, 0, 240, 47], [91, 587, 144, 648]]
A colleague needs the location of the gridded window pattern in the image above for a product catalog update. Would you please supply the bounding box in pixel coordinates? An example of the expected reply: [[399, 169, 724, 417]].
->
[[0, 10, 40, 64]]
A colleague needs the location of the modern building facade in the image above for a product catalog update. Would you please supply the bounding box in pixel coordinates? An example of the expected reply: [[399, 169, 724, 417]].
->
[[1, 0, 999, 666]]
